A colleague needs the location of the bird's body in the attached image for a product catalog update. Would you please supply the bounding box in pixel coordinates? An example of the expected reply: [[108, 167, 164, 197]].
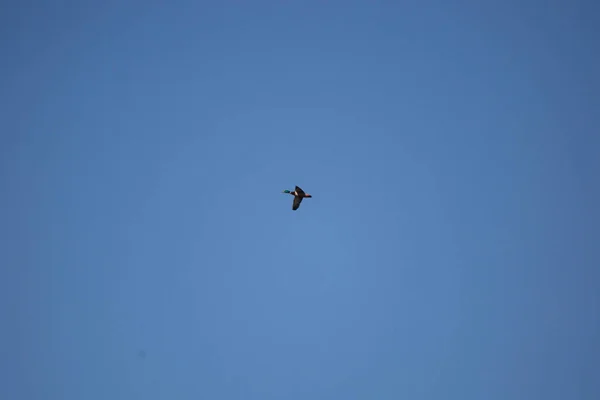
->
[[282, 186, 313, 210]]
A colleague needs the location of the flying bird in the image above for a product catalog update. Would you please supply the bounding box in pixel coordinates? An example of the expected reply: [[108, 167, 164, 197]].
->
[[282, 186, 313, 210]]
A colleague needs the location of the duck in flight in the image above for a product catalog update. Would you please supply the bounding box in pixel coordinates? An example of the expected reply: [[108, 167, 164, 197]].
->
[[282, 186, 313, 210]]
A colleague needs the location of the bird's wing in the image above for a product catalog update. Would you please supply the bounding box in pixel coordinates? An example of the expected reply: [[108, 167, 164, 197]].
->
[[295, 186, 305, 196], [292, 196, 303, 210]]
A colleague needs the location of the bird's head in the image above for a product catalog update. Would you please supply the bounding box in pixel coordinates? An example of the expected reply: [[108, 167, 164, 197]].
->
[[282, 190, 291, 194]]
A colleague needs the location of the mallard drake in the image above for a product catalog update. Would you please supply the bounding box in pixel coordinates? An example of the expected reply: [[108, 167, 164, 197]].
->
[[282, 185, 313, 210]]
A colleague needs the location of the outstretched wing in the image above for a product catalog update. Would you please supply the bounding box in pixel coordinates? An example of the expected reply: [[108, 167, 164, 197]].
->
[[295, 186, 305, 196], [292, 196, 303, 210]]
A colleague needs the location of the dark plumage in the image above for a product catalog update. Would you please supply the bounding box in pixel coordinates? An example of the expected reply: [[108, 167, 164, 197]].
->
[[282, 185, 313, 210]]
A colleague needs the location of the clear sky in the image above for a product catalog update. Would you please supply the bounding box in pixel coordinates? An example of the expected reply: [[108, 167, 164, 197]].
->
[[2, 1, 599, 399]]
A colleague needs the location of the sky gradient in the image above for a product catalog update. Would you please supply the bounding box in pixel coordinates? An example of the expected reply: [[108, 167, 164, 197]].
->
[[2, 1, 599, 399]]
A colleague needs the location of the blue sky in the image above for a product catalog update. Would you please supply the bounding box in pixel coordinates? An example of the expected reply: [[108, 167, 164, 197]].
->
[[1, 1, 599, 399]]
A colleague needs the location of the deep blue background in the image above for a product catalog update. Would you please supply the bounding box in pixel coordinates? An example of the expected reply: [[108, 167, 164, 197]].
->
[[2, 1, 599, 399]]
